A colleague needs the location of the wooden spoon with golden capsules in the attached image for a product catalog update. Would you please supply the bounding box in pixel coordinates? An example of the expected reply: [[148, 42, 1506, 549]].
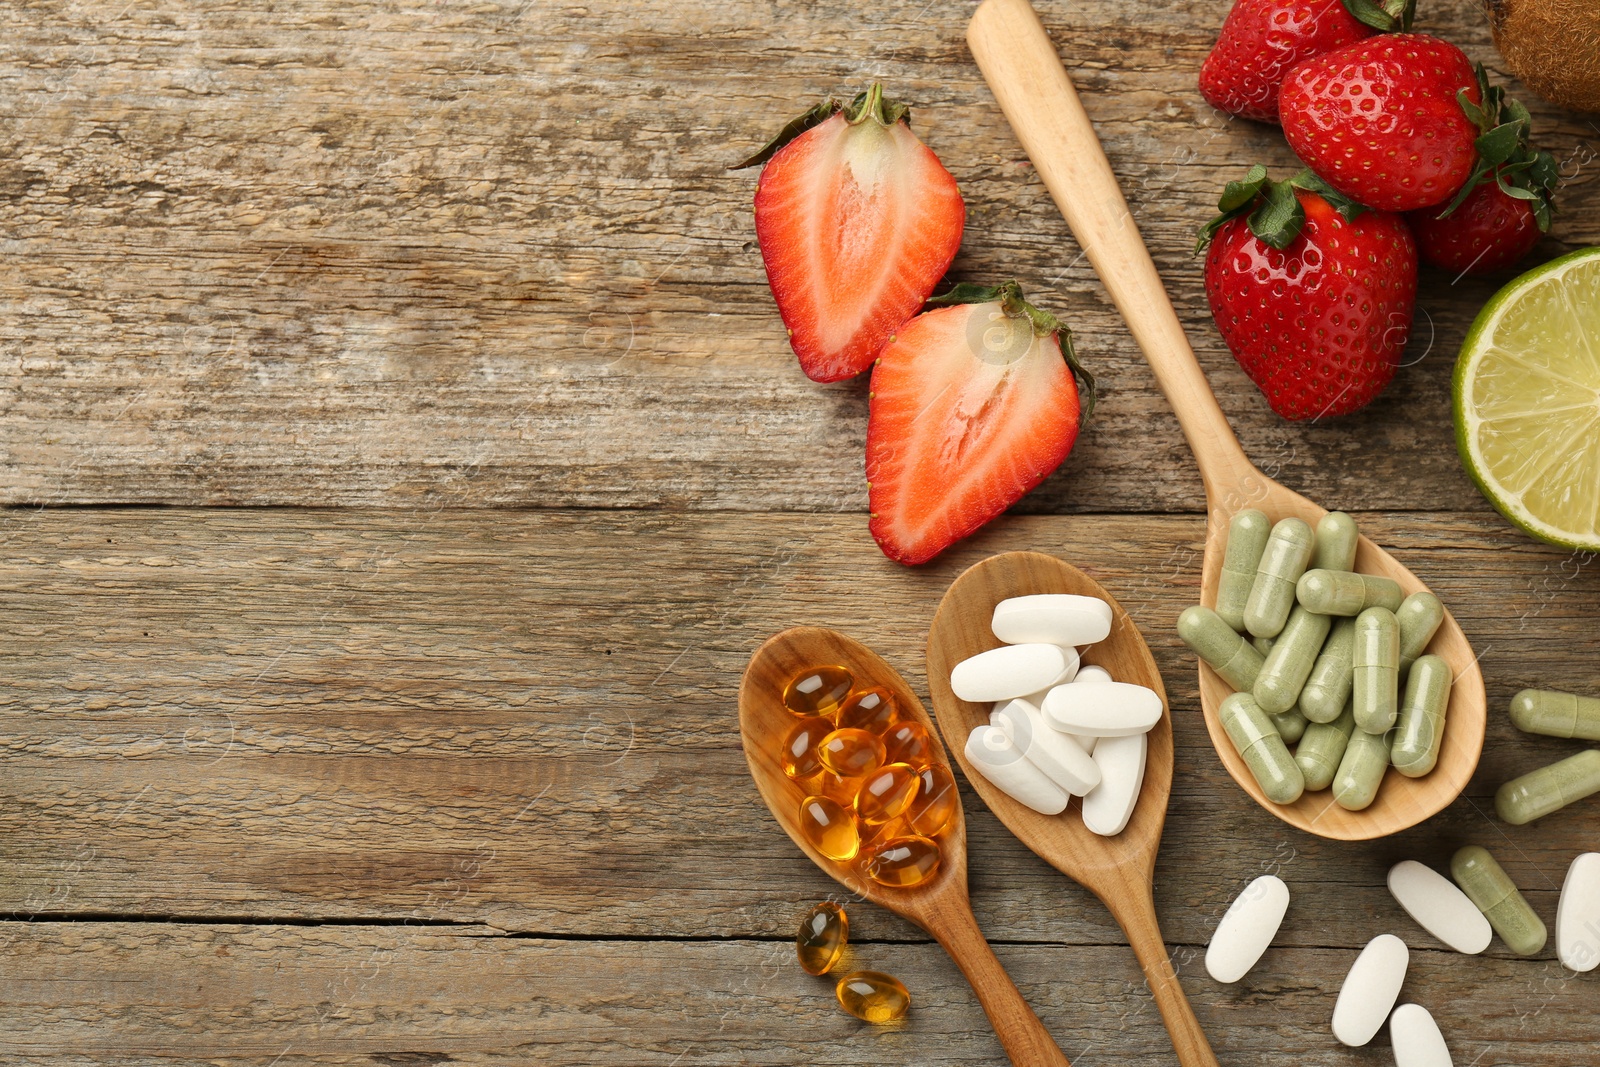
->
[[740, 626, 1072, 1067], [965, 0, 1486, 841]]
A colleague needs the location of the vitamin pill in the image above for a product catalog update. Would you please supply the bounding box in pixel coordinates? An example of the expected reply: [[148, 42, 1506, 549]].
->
[[1250, 634, 1274, 657], [1390, 655, 1451, 778], [1178, 605, 1265, 692], [835, 970, 910, 1023], [1451, 845, 1547, 956], [807, 770, 860, 806], [1395, 591, 1445, 673], [781, 716, 833, 780], [904, 764, 958, 837], [882, 720, 935, 767], [1081, 731, 1147, 836], [1509, 687, 1600, 741], [1295, 701, 1356, 791], [796, 901, 848, 975], [1059, 666, 1110, 754], [950, 643, 1075, 703], [1387, 860, 1492, 954], [784, 666, 853, 718], [1220, 692, 1304, 804], [991, 698, 1101, 795], [1389, 1003, 1451, 1067], [1041, 681, 1162, 737], [1352, 606, 1400, 734], [1205, 874, 1290, 983], [1295, 569, 1403, 617], [964, 725, 1069, 814], [1311, 511, 1359, 572], [1217, 508, 1271, 631], [836, 687, 897, 733], [1253, 605, 1332, 714], [1332, 725, 1389, 811], [860, 834, 940, 888], [1270, 707, 1307, 745], [797, 795, 859, 861], [1495, 748, 1600, 825], [854, 762, 922, 825], [818, 728, 885, 779], [1298, 616, 1356, 723], [1244, 517, 1314, 639], [1073, 664, 1113, 685], [1331, 933, 1409, 1046], [1557, 852, 1600, 972], [991, 593, 1112, 646]]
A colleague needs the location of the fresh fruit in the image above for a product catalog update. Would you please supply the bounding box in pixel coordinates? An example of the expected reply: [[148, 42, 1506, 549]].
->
[[865, 282, 1092, 565], [1199, 167, 1417, 420], [1280, 33, 1480, 212], [1488, 0, 1600, 114], [1198, 0, 1410, 123], [1453, 246, 1600, 551], [734, 85, 965, 383]]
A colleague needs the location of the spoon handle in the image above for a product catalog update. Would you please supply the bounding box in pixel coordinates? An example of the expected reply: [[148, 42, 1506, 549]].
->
[[1106, 883, 1220, 1067], [966, 0, 1256, 500]]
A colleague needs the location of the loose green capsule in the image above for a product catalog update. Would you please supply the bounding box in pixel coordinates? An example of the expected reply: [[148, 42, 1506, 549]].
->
[[1394, 592, 1444, 673], [1298, 616, 1356, 724], [1451, 845, 1547, 956], [1178, 606, 1266, 691], [1221, 691, 1305, 804], [1509, 687, 1600, 741], [796, 901, 849, 975], [1245, 518, 1314, 640], [1253, 606, 1332, 713], [1250, 635, 1274, 657], [1390, 655, 1452, 778], [1495, 749, 1600, 826], [1295, 701, 1356, 791], [1352, 607, 1400, 734], [1332, 723, 1390, 811], [1217, 509, 1271, 632], [1311, 511, 1359, 572], [1295, 569, 1404, 616], [1271, 706, 1308, 744]]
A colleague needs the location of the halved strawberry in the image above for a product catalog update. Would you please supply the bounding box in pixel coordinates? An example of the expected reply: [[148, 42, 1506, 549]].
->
[[734, 85, 965, 383], [865, 283, 1092, 565]]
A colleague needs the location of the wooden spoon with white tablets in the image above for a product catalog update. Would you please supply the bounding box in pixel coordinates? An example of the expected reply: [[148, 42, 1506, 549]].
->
[[927, 551, 1218, 1067]]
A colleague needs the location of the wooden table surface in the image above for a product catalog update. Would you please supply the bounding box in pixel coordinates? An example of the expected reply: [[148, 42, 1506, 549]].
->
[[2, 1, 1598, 1063]]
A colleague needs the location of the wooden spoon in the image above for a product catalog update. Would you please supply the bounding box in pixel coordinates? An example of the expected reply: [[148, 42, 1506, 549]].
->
[[926, 551, 1216, 1067], [965, 0, 1486, 841], [739, 626, 1073, 1067]]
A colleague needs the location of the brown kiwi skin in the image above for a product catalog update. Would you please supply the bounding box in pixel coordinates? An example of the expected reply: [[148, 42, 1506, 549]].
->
[[1488, 0, 1600, 113]]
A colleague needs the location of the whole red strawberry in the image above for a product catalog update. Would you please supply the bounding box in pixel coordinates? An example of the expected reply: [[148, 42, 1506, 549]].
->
[[1280, 34, 1480, 212], [735, 85, 965, 383], [1200, 168, 1417, 420]]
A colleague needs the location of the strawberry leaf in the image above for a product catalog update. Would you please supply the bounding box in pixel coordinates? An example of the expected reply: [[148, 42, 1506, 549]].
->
[[1248, 180, 1305, 251], [1437, 65, 1558, 232], [845, 83, 912, 127], [1196, 165, 1271, 253], [729, 97, 842, 170], [1341, 0, 1415, 32], [1291, 170, 1368, 222]]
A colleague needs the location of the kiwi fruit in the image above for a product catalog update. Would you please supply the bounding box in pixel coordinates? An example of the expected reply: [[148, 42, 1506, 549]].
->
[[1488, 0, 1600, 113]]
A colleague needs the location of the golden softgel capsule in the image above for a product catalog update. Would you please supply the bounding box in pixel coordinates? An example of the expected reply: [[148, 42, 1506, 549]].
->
[[795, 901, 848, 976], [835, 970, 910, 1023], [783, 666, 853, 719]]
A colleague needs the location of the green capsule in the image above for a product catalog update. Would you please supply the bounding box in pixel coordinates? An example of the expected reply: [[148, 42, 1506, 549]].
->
[[1331, 723, 1390, 811], [1509, 688, 1600, 741], [1253, 606, 1332, 713], [1295, 701, 1356, 791], [1390, 655, 1452, 778], [1221, 691, 1305, 805], [1352, 607, 1400, 734], [1178, 606, 1265, 691], [1395, 592, 1445, 673], [1295, 569, 1404, 616], [1311, 511, 1359, 572], [1250, 634, 1274, 657], [1271, 707, 1308, 745], [1299, 616, 1356, 724], [1217, 509, 1271, 631], [1495, 749, 1600, 826], [1245, 518, 1314, 640], [1451, 845, 1547, 956]]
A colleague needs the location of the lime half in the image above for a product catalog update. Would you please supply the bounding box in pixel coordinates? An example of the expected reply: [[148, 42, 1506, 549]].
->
[[1455, 247, 1600, 551]]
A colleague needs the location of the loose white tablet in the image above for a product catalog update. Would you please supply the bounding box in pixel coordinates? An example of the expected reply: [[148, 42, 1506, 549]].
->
[[1331, 934, 1409, 1047], [1041, 681, 1162, 737], [1387, 861, 1492, 955], [1080, 731, 1146, 836], [951, 644, 1076, 703], [1205, 875, 1290, 983], [1390, 1003, 1453, 1067], [991, 594, 1113, 646], [1557, 852, 1600, 972]]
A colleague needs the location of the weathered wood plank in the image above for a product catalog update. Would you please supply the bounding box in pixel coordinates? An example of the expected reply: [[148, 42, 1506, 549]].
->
[[1, 0, 1594, 510]]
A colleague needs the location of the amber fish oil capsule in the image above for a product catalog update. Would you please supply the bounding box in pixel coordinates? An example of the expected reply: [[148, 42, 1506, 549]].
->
[[835, 970, 910, 1023], [796, 901, 848, 976], [1298, 616, 1356, 723], [836, 687, 897, 733], [1452, 845, 1547, 956], [1509, 688, 1600, 741], [882, 720, 935, 767], [1178, 605, 1265, 691], [1332, 725, 1389, 811], [1217, 509, 1271, 631], [1296, 569, 1403, 617], [860, 835, 941, 888], [1311, 511, 1359, 572], [1395, 592, 1445, 673], [1245, 517, 1314, 639], [855, 763, 922, 825], [1495, 749, 1600, 825], [1352, 607, 1400, 734], [1391, 655, 1451, 778], [797, 795, 859, 862], [1295, 702, 1356, 791], [817, 728, 885, 779], [904, 764, 958, 837], [1220, 691, 1305, 804], [1253, 605, 1331, 714], [784, 666, 853, 719]]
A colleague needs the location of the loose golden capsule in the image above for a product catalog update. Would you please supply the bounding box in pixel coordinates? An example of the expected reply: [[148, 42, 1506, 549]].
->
[[798, 795, 859, 861], [780, 716, 833, 780], [860, 835, 941, 888], [836, 687, 897, 733], [882, 720, 935, 767], [796, 901, 848, 976], [1217, 509, 1272, 631], [904, 764, 958, 837], [783, 666, 854, 719], [835, 970, 910, 1023], [818, 728, 885, 778], [855, 762, 921, 825]]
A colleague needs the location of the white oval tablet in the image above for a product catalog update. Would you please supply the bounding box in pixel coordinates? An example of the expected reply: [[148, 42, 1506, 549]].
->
[[1332, 934, 1409, 1047], [964, 725, 1069, 814], [1205, 875, 1290, 983], [1387, 861, 1492, 955], [1081, 731, 1146, 836], [1390, 1003, 1452, 1067], [1041, 681, 1162, 737], [951, 644, 1072, 703], [991, 699, 1101, 796], [1073, 664, 1113, 684], [1557, 852, 1600, 972], [992, 593, 1113, 646]]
